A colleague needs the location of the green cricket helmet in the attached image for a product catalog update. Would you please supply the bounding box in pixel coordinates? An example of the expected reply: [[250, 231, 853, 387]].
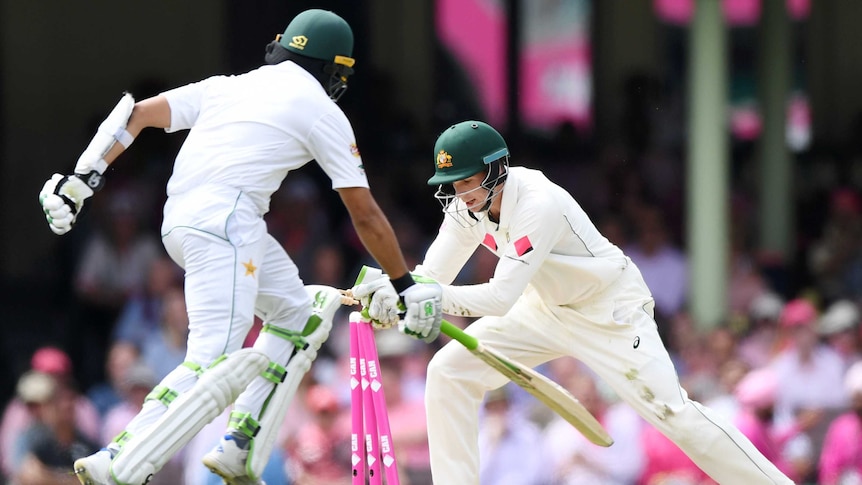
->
[[268, 9, 356, 101], [430, 121, 510, 224], [428, 121, 509, 185], [280, 9, 353, 63]]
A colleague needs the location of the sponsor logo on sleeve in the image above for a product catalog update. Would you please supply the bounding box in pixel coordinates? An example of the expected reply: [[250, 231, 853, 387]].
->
[[482, 233, 497, 251], [514, 235, 533, 257]]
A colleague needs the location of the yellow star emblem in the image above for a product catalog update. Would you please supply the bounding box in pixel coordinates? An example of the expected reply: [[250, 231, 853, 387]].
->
[[242, 259, 257, 277]]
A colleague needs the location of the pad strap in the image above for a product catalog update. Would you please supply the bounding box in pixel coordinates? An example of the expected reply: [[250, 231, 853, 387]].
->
[[261, 324, 307, 349], [112, 430, 133, 448], [145, 385, 179, 407], [262, 361, 287, 384], [229, 410, 261, 439]]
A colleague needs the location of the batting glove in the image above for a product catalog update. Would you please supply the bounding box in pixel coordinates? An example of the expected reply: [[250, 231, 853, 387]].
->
[[351, 276, 401, 329], [38, 173, 96, 235], [399, 282, 443, 343]]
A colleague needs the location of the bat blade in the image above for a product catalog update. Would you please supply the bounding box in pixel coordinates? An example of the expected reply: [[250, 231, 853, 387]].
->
[[440, 321, 614, 447]]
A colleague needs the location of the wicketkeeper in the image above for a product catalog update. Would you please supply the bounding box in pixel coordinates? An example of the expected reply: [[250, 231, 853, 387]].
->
[[38, 9, 442, 485], [355, 120, 794, 484]]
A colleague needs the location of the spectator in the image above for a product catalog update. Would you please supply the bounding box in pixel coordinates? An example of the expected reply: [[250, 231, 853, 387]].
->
[[0, 346, 100, 477], [703, 357, 750, 421], [733, 367, 808, 482], [113, 255, 184, 348], [771, 298, 848, 468], [141, 287, 189, 380], [625, 204, 688, 321], [72, 189, 162, 387], [817, 299, 862, 371], [86, 341, 141, 417], [808, 188, 862, 301], [542, 373, 644, 485], [12, 371, 99, 485], [737, 292, 785, 369], [265, 175, 333, 281], [478, 386, 548, 485], [638, 425, 712, 485], [73, 189, 161, 311], [772, 299, 847, 422], [284, 384, 351, 485], [100, 362, 156, 445], [818, 360, 862, 485]]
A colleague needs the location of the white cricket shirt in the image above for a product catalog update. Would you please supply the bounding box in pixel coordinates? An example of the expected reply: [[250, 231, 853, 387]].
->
[[160, 61, 368, 221], [415, 167, 628, 317]]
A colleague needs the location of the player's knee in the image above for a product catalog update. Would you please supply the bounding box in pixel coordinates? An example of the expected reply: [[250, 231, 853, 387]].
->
[[652, 402, 716, 453], [426, 347, 464, 393], [426, 353, 450, 390]]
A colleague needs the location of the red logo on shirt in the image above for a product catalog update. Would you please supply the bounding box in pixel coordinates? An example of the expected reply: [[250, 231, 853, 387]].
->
[[514, 235, 533, 256], [482, 233, 497, 251], [350, 143, 361, 157]]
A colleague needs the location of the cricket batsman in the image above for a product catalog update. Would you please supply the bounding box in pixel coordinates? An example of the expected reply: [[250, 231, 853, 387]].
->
[[355, 120, 795, 484], [38, 9, 442, 485]]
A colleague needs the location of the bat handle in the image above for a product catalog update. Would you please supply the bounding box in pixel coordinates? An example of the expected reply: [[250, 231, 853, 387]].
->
[[360, 307, 472, 349], [439, 320, 477, 350]]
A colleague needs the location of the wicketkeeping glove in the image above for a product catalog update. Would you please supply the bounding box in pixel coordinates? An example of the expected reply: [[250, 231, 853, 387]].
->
[[38, 173, 97, 235], [399, 281, 443, 343], [351, 277, 400, 329]]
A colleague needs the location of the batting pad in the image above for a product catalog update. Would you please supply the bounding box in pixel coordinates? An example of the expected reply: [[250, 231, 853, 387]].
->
[[110, 348, 269, 485], [246, 285, 342, 478]]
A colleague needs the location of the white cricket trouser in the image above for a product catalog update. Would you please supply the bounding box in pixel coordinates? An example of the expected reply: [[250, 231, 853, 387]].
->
[[121, 190, 310, 441], [425, 263, 793, 485]]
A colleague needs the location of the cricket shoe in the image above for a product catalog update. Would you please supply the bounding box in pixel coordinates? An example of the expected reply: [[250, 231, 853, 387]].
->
[[74, 449, 116, 485], [202, 433, 266, 485]]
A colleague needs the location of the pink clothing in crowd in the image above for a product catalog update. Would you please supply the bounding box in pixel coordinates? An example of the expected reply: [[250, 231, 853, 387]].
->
[[734, 411, 799, 482], [818, 412, 862, 484], [638, 425, 714, 485], [385, 398, 431, 470]]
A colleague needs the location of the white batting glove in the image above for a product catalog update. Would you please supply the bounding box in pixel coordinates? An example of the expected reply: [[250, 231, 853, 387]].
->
[[351, 275, 401, 329], [399, 282, 443, 343], [38, 173, 95, 235]]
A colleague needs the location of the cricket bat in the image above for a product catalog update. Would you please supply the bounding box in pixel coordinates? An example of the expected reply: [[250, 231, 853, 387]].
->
[[440, 321, 614, 447]]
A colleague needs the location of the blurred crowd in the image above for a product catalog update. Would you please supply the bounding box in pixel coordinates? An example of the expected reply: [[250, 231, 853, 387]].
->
[[4, 68, 862, 484]]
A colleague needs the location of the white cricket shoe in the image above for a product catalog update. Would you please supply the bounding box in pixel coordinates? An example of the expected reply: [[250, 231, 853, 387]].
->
[[73, 449, 115, 485], [202, 435, 266, 485]]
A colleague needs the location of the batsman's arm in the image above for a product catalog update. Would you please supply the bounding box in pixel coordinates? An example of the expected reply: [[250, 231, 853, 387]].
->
[[337, 187, 412, 281], [101, 96, 172, 167], [39, 94, 173, 235]]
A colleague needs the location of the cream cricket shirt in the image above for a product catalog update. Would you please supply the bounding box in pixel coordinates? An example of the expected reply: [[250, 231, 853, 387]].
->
[[159, 61, 368, 235], [415, 167, 628, 317]]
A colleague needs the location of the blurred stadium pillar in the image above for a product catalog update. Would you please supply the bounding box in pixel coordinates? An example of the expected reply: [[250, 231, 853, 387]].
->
[[757, 0, 794, 270], [687, 0, 729, 330]]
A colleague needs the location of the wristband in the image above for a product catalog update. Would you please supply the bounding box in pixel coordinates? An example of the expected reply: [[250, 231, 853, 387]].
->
[[390, 273, 415, 294]]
